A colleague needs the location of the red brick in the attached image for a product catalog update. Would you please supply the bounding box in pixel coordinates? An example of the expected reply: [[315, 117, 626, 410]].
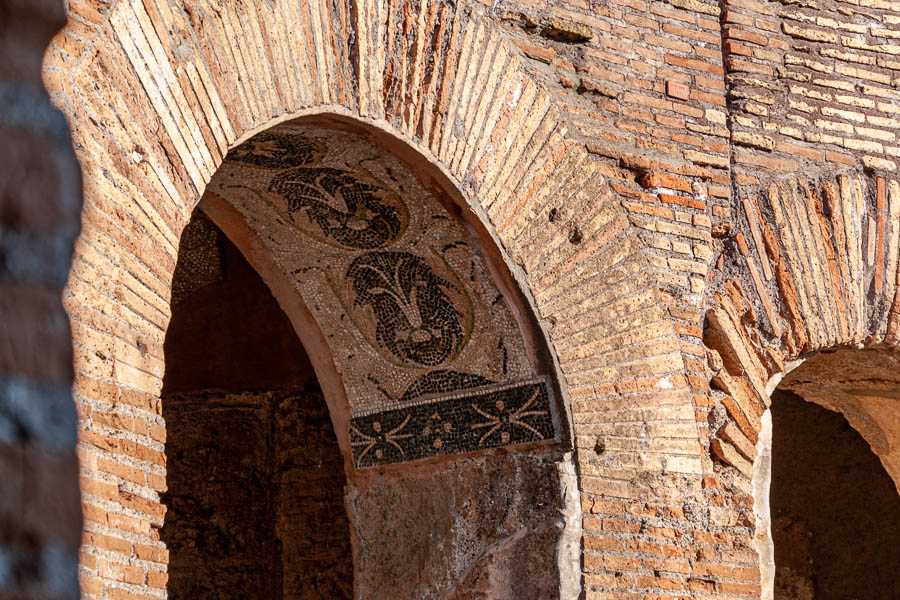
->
[[86, 532, 132, 556], [134, 543, 168, 564], [666, 81, 690, 100]]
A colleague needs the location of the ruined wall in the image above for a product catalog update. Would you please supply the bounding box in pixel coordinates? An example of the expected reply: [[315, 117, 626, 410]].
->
[[348, 450, 566, 600], [779, 347, 900, 488], [698, 6, 900, 597], [21, 0, 900, 598], [163, 212, 317, 395], [162, 392, 284, 600], [162, 389, 353, 600], [275, 389, 353, 600]]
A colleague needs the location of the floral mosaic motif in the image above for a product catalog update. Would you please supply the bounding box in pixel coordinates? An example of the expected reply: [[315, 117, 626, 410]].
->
[[349, 378, 555, 467], [213, 124, 558, 462], [226, 131, 325, 169], [346, 251, 472, 367], [268, 167, 407, 249]]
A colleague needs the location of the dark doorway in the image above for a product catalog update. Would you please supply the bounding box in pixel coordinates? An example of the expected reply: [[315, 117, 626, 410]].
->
[[160, 211, 353, 599], [771, 390, 900, 600]]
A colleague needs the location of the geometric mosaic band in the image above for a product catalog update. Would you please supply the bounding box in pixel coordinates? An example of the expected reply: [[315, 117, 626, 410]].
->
[[350, 377, 556, 468]]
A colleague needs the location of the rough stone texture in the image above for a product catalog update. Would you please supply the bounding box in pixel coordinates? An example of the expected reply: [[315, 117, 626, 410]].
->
[[162, 388, 353, 600], [159, 211, 566, 600], [162, 392, 283, 600], [446, 526, 562, 600], [276, 389, 354, 600], [770, 390, 900, 600], [703, 174, 900, 598], [723, 0, 900, 177], [347, 450, 565, 599], [10, 0, 899, 597]]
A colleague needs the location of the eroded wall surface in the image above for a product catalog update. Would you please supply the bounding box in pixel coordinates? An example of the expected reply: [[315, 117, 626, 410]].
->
[[20, 0, 900, 597], [163, 388, 353, 600], [779, 347, 900, 489], [347, 450, 566, 600]]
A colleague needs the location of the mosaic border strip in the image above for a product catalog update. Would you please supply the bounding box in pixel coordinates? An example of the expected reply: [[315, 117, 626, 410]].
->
[[350, 377, 555, 467]]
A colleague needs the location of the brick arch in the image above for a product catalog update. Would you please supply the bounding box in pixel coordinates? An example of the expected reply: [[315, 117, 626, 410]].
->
[[200, 115, 565, 469], [53, 0, 642, 419], [702, 173, 900, 598], [47, 0, 714, 596], [704, 173, 900, 477]]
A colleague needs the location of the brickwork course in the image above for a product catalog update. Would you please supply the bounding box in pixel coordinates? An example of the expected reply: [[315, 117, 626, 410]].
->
[[0, 0, 898, 597]]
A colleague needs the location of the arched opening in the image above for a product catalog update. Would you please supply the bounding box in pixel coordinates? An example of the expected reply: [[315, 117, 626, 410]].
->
[[156, 117, 572, 599], [767, 348, 900, 599], [161, 211, 353, 599]]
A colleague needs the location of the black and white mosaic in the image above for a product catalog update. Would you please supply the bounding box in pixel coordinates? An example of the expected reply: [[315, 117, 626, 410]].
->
[[209, 123, 558, 465], [347, 251, 469, 367], [270, 167, 407, 249], [350, 378, 554, 467]]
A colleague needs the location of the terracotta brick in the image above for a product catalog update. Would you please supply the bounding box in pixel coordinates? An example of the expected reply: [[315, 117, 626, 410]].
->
[[86, 532, 132, 556], [134, 543, 168, 564], [666, 80, 691, 101], [20, 2, 900, 598]]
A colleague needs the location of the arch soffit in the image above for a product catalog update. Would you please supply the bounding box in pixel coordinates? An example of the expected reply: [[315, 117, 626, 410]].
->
[[203, 119, 561, 469]]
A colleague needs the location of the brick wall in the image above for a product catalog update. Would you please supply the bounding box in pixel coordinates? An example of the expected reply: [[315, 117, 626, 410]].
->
[[723, 0, 900, 177], [23, 0, 900, 598]]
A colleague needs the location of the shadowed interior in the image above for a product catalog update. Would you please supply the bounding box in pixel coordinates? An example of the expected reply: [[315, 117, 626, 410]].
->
[[160, 211, 353, 600], [770, 390, 900, 600]]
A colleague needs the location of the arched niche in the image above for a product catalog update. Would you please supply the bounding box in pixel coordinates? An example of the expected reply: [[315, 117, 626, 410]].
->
[[766, 390, 900, 600], [703, 175, 900, 600], [748, 347, 900, 600], [776, 347, 900, 490], [161, 115, 575, 599], [161, 212, 352, 599], [201, 114, 567, 468]]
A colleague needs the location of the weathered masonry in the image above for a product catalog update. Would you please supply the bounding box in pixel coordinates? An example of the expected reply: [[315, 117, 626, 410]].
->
[[2, 0, 899, 598]]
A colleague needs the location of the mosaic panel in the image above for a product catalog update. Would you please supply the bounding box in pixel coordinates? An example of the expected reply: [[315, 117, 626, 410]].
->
[[207, 124, 556, 465], [349, 378, 554, 467], [170, 212, 223, 306]]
